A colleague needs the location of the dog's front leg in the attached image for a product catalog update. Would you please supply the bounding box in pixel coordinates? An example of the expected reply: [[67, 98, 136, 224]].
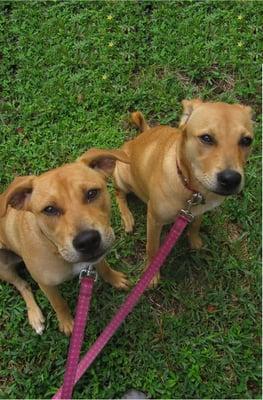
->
[[187, 215, 203, 249], [38, 283, 73, 336], [96, 259, 130, 290], [115, 187, 135, 233], [145, 204, 163, 287], [0, 252, 45, 335]]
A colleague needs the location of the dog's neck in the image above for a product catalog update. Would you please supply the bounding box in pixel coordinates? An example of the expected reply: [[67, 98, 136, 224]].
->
[[176, 160, 197, 194], [176, 132, 201, 195]]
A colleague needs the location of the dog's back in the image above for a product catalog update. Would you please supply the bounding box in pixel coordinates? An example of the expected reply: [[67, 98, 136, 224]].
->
[[115, 112, 182, 203]]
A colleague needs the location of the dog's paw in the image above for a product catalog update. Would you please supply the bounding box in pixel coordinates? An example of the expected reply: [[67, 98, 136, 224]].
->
[[109, 270, 131, 290], [28, 307, 45, 335], [147, 271, 161, 289], [122, 211, 134, 233], [58, 314, 74, 336], [188, 234, 203, 250]]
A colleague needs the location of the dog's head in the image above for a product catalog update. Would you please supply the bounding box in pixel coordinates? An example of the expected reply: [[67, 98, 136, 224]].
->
[[0, 149, 129, 264], [179, 99, 254, 196]]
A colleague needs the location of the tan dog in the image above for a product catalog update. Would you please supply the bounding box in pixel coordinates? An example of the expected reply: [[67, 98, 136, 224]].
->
[[0, 149, 130, 335], [114, 99, 253, 286]]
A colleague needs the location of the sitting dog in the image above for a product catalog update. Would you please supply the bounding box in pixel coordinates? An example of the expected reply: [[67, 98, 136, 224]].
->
[[114, 99, 254, 286], [0, 149, 130, 335]]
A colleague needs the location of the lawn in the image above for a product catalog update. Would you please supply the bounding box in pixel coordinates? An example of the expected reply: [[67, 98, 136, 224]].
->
[[0, 0, 261, 399]]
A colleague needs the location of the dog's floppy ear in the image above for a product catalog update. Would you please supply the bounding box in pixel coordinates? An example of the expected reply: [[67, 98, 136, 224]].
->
[[0, 176, 34, 217], [78, 148, 130, 177], [179, 98, 203, 127]]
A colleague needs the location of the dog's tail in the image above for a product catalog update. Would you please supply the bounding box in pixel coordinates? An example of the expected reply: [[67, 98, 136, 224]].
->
[[130, 111, 150, 132]]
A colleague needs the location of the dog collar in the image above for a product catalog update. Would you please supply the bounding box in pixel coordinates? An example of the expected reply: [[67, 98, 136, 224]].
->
[[176, 161, 198, 194]]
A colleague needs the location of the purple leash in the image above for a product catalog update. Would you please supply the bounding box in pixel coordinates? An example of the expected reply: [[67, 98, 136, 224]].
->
[[54, 192, 203, 399]]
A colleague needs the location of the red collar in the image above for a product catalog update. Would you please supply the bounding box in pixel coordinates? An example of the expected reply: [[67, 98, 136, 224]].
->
[[176, 161, 198, 194]]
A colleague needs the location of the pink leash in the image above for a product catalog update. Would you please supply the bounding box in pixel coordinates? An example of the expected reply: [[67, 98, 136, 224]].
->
[[60, 267, 97, 399], [54, 193, 203, 399]]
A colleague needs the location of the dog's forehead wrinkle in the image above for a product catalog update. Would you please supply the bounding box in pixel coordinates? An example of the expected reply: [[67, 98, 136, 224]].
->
[[39, 162, 103, 182], [34, 166, 105, 198], [190, 102, 252, 126]]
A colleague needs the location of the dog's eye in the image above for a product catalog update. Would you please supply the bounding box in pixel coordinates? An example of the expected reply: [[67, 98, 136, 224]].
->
[[199, 134, 215, 145], [239, 136, 253, 147], [85, 189, 99, 202], [42, 206, 61, 216]]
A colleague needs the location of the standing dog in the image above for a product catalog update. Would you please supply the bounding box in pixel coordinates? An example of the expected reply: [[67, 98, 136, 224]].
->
[[114, 99, 253, 286], [0, 149, 130, 335]]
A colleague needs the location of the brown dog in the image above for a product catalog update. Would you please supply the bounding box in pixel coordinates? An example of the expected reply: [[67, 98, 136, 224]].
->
[[114, 99, 253, 286], [0, 149, 130, 335]]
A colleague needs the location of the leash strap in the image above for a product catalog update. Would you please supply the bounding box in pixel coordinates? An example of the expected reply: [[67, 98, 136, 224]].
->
[[60, 274, 95, 400], [54, 212, 191, 399]]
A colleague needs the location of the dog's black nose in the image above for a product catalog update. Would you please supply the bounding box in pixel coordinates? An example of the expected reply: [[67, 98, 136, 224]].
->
[[73, 230, 101, 253], [217, 169, 242, 190]]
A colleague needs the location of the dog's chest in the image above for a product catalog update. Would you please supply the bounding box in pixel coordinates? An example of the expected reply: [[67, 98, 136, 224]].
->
[[158, 195, 223, 223], [192, 197, 223, 216]]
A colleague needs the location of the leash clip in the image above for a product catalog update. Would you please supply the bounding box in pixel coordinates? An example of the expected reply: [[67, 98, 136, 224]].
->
[[180, 192, 205, 221], [79, 265, 98, 282]]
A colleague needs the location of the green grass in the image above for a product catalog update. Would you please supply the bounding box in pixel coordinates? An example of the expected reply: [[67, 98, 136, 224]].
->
[[0, 0, 261, 398]]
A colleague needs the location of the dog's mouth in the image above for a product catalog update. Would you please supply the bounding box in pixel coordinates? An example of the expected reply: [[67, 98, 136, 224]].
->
[[79, 249, 106, 264], [58, 246, 107, 264], [211, 187, 241, 196], [211, 190, 239, 196]]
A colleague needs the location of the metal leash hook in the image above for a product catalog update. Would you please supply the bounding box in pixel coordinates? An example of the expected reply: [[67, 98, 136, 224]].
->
[[180, 192, 205, 221], [79, 264, 98, 282]]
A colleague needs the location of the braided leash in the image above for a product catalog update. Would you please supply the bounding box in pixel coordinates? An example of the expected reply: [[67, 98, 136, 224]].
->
[[60, 267, 97, 399]]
